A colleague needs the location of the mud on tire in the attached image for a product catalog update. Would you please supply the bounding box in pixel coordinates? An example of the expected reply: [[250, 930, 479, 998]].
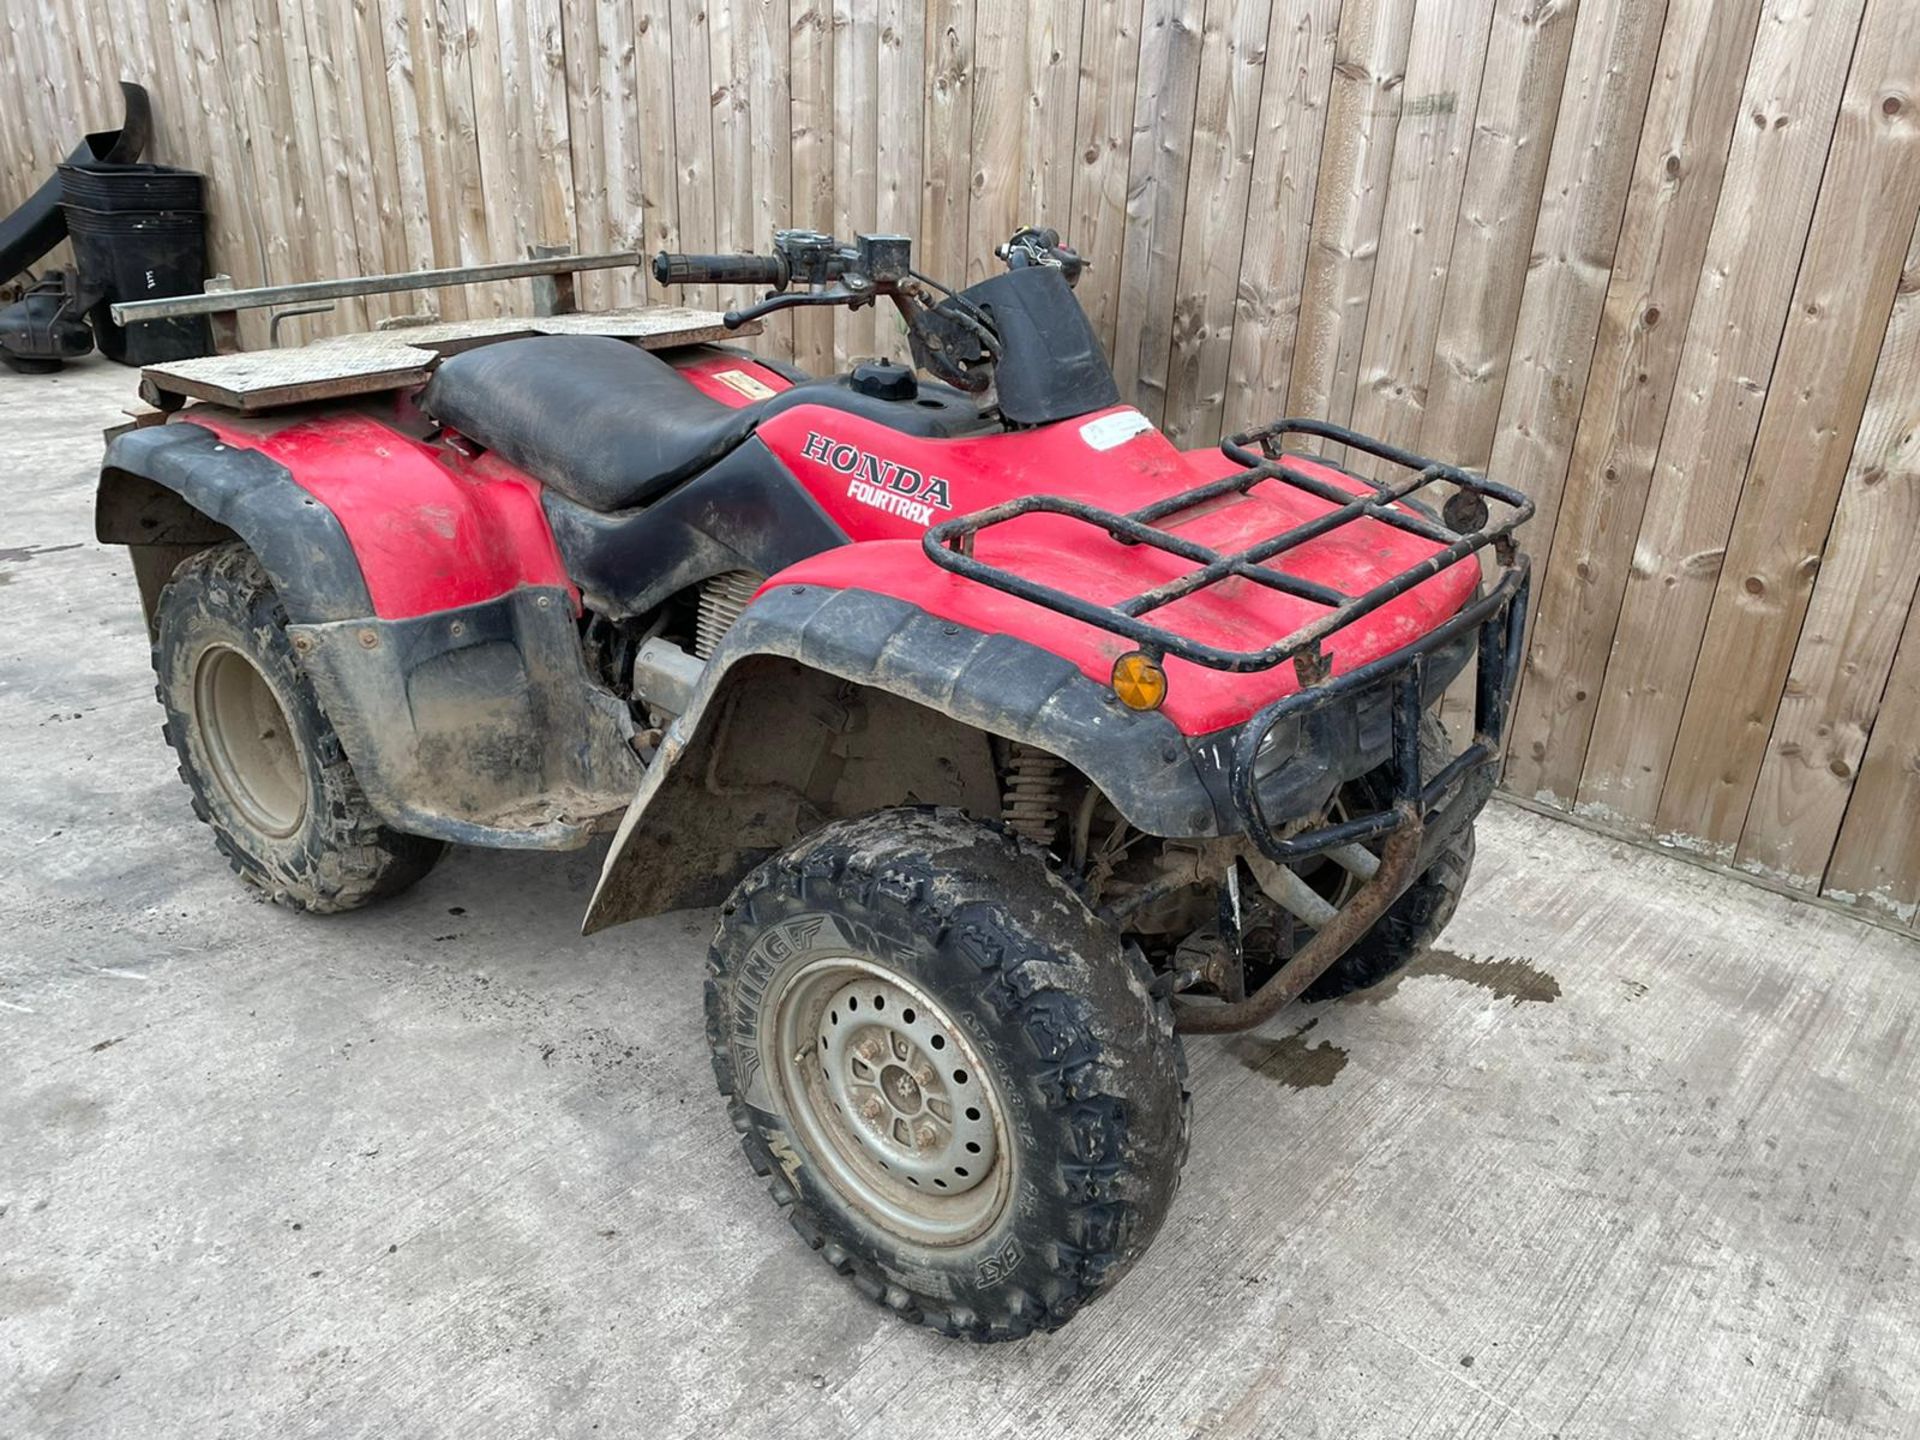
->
[[706, 808, 1190, 1341], [152, 542, 444, 913]]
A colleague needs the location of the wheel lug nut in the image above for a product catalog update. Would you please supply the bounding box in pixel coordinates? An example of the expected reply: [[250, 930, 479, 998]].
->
[[914, 1122, 938, 1150], [861, 1097, 884, 1122]]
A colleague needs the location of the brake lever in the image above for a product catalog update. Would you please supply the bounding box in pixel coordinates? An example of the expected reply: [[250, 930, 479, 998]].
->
[[723, 288, 855, 329]]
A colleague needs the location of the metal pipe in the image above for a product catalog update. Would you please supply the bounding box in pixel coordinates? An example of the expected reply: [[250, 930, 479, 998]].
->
[[1244, 854, 1339, 928], [110, 250, 644, 325], [1325, 843, 1381, 882], [1175, 806, 1422, 1034]]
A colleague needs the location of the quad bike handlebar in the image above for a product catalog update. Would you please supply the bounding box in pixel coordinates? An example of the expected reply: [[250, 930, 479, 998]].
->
[[651, 227, 1084, 394], [650, 251, 789, 289]]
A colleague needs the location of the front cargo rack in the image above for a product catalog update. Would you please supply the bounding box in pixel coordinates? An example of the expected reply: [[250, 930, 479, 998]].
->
[[922, 417, 1532, 688], [922, 418, 1535, 876]]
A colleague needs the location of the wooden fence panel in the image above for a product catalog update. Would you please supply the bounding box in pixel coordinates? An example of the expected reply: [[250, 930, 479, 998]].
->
[[1657, 0, 1920, 857], [1502, 0, 1766, 805], [1577, 0, 1871, 830], [1738, 221, 1920, 892], [4, 0, 1919, 932]]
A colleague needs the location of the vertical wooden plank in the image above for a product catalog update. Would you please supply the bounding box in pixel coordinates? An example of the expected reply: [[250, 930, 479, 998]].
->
[[0, 12, 28, 217], [1824, 595, 1920, 928], [1112, 0, 1204, 422], [437, 0, 498, 273], [1417, 0, 1581, 743], [563, 0, 613, 310], [527, 0, 579, 250], [1577, 0, 1872, 831], [1740, 221, 1920, 890], [1283, 0, 1416, 426], [210, 0, 291, 297], [710, 0, 752, 258], [1065, 0, 1146, 359], [351, 0, 423, 283], [875, 0, 922, 363], [668, 0, 718, 308], [385, 0, 475, 319], [790, 0, 836, 370], [634, 0, 683, 288], [1416, 0, 1582, 472], [592, 0, 654, 309], [920, 0, 975, 295], [751, 0, 794, 357], [708, 0, 794, 353], [1023, 0, 1084, 232], [1161, 0, 1276, 447], [1483, 0, 1669, 575], [1342, 0, 1499, 474], [303, 0, 397, 325], [1219, 0, 1343, 439], [265, 0, 363, 329], [1655, 0, 1920, 856], [173, 0, 270, 342], [833, 0, 878, 360], [962, 0, 1021, 288], [1498, 0, 1766, 806]]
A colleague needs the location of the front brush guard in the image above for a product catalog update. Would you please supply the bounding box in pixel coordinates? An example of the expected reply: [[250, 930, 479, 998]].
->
[[1177, 563, 1530, 1033]]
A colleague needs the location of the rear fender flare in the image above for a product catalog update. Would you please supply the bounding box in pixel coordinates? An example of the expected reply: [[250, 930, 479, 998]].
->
[[583, 584, 1233, 933], [96, 421, 372, 625]]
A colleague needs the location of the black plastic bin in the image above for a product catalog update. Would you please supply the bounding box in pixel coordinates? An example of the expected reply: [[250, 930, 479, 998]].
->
[[58, 161, 205, 213], [64, 203, 212, 365]]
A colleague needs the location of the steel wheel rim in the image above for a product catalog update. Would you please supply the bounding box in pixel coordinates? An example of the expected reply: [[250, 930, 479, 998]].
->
[[193, 644, 306, 838], [769, 956, 1013, 1247]]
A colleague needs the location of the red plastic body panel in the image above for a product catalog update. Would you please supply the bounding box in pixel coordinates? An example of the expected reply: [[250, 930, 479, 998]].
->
[[190, 411, 572, 620], [754, 403, 1477, 733], [184, 365, 1474, 735], [668, 350, 794, 407]]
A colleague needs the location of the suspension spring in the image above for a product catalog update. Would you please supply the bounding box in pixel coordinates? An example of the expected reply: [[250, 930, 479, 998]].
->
[[1002, 743, 1066, 849]]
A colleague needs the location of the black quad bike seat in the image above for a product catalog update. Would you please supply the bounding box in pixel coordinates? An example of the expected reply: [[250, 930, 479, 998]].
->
[[423, 333, 990, 514], [422, 334, 766, 512]]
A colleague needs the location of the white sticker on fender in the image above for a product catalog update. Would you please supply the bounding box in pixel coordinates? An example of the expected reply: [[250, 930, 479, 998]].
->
[[1079, 409, 1155, 452]]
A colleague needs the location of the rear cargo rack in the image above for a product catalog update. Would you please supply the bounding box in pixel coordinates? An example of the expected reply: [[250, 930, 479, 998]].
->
[[922, 418, 1533, 689]]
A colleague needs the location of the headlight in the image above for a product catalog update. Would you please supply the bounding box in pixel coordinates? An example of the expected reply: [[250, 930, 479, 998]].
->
[[1252, 715, 1302, 781]]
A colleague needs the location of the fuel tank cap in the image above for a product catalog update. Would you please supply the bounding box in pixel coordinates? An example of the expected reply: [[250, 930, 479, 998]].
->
[[850, 359, 917, 401]]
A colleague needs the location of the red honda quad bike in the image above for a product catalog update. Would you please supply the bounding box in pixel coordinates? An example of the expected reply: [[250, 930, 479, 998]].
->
[[98, 227, 1531, 1340]]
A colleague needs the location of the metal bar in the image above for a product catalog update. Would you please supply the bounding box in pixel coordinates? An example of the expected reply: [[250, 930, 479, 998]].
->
[[1175, 806, 1423, 1034], [1120, 463, 1453, 619], [1326, 843, 1381, 881], [1245, 854, 1341, 927], [110, 250, 644, 325], [1227, 565, 1529, 860]]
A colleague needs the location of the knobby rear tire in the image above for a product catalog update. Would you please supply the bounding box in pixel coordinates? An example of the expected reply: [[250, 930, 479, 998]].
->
[[152, 542, 444, 913]]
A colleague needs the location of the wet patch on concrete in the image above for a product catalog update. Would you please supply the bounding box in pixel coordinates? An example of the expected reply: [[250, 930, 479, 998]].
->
[[1355, 946, 1562, 1006], [1229, 1017, 1350, 1090]]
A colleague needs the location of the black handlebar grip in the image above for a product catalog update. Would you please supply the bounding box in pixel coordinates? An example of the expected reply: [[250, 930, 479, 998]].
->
[[651, 251, 787, 287]]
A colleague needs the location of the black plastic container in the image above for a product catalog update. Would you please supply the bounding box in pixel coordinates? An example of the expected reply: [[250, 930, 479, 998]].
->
[[64, 204, 212, 365], [58, 161, 205, 213]]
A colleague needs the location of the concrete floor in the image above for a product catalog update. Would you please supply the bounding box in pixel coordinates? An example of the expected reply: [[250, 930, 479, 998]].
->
[[5, 357, 1920, 1440]]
